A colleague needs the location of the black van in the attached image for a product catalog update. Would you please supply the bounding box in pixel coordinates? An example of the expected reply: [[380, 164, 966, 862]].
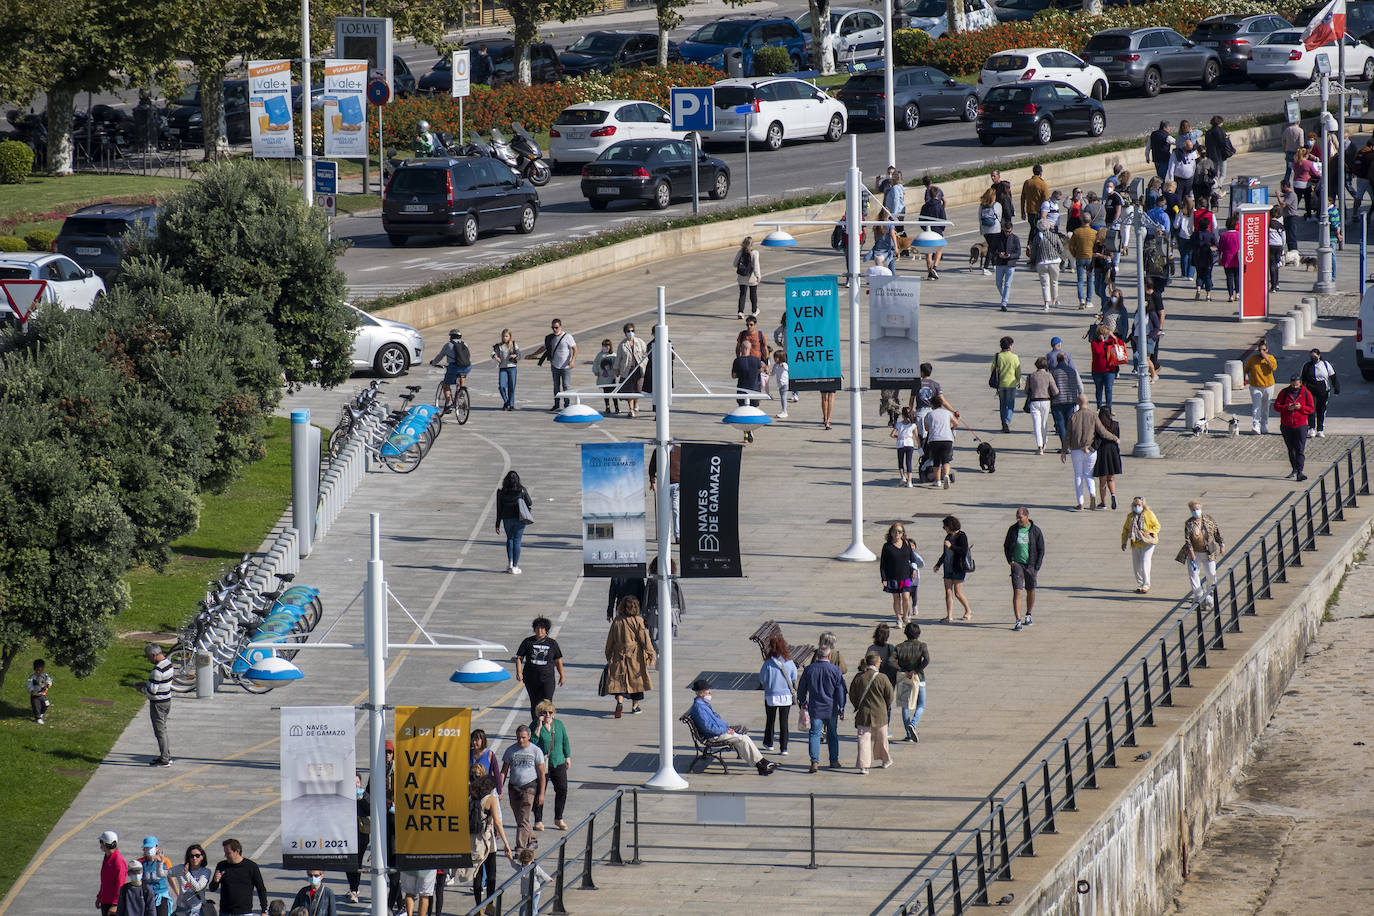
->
[[54, 202, 161, 279], [382, 157, 540, 246]]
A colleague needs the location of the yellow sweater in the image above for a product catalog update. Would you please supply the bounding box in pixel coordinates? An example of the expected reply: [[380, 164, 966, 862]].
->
[[1245, 353, 1277, 388]]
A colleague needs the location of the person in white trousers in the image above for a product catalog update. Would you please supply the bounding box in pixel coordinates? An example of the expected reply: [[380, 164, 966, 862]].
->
[[1022, 357, 1058, 455], [1061, 393, 1117, 509], [1121, 497, 1162, 593], [1244, 343, 1278, 434], [1180, 500, 1225, 607]]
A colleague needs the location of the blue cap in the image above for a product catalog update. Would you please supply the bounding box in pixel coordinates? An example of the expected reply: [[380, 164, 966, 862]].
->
[[143, 836, 159, 848], [1050, 337, 1062, 346]]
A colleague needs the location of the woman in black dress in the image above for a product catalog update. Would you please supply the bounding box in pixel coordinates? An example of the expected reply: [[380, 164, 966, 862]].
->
[[879, 523, 918, 626], [1093, 406, 1123, 511], [933, 515, 973, 623]]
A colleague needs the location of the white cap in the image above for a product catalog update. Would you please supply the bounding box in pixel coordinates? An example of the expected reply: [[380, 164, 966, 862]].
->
[[98, 830, 118, 846]]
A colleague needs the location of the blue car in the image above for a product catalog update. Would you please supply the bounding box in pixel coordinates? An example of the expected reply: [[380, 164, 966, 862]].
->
[[678, 16, 808, 75]]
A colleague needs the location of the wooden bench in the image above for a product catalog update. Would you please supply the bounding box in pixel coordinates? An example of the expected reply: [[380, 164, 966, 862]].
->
[[749, 620, 814, 669], [679, 711, 740, 774]]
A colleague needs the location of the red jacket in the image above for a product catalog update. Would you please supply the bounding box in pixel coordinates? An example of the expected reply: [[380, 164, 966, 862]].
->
[[1090, 337, 1123, 375], [1275, 384, 1315, 428], [99, 849, 127, 905]]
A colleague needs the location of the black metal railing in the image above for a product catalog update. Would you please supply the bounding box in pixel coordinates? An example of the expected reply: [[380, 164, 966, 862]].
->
[[892, 437, 1368, 916]]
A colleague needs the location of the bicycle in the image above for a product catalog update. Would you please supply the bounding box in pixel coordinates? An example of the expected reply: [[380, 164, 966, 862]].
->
[[434, 375, 471, 425]]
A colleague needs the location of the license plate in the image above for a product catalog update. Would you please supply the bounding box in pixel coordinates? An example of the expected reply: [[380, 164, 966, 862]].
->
[[166, 127, 180, 136], [565, 129, 587, 139], [76, 246, 101, 256], [403, 204, 428, 213], [597, 186, 619, 195], [847, 107, 867, 115], [992, 121, 1011, 129], [1094, 56, 1112, 63]]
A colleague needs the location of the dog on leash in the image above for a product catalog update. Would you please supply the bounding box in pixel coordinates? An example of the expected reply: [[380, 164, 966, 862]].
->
[[894, 233, 916, 260], [1300, 254, 1318, 271], [976, 441, 997, 473], [1228, 416, 1240, 438], [1281, 249, 1301, 269], [878, 389, 902, 427], [969, 241, 988, 266]]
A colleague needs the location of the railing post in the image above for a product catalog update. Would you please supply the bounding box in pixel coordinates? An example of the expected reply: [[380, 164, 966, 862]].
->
[[1319, 477, 1332, 534], [1020, 781, 1036, 855], [1305, 490, 1316, 548], [1176, 618, 1192, 687], [1333, 463, 1345, 520], [1084, 718, 1099, 786], [630, 788, 641, 865], [997, 806, 1012, 880], [974, 832, 990, 904], [1289, 505, 1304, 565], [1159, 642, 1173, 707], [951, 853, 964, 915], [1212, 592, 1225, 648], [1194, 605, 1209, 668], [581, 814, 597, 889], [1252, 547, 1266, 604], [926, 878, 936, 916], [1104, 703, 1118, 767], [807, 793, 818, 870], [1122, 677, 1137, 747], [1140, 667, 1156, 726], [610, 790, 624, 865], [1227, 569, 1241, 632], [552, 841, 568, 915], [1362, 439, 1370, 494], [1063, 740, 1078, 810]]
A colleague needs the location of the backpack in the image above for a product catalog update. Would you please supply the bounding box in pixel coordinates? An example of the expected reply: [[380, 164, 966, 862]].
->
[[454, 340, 471, 368], [735, 250, 753, 277], [978, 204, 999, 231]]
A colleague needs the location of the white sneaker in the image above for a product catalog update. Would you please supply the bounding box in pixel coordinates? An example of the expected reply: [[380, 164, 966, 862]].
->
[[982, 268, 991, 276], [860, 767, 869, 775], [1318, 430, 1326, 437], [882, 759, 894, 769], [777, 411, 788, 418], [512, 566, 522, 575], [347, 891, 359, 904], [36, 717, 44, 724], [790, 394, 799, 402], [507, 563, 515, 573]]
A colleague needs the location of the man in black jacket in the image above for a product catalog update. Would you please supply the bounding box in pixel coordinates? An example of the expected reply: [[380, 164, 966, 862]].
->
[[992, 223, 1021, 312], [208, 838, 268, 916], [1145, 120, 1173, 180], [1003, 507, 1045, 631], [892, 622, 929, 742]]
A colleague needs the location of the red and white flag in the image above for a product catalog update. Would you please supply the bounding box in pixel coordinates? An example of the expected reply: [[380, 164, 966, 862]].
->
[[1303, 0, 1347, 51]]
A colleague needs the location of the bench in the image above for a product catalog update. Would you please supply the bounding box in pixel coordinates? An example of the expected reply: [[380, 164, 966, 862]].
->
[[748, 620, 814, 669], [679, 711, 740, 774]]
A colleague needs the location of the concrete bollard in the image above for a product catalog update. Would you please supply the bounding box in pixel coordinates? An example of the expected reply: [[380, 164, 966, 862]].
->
[[1277, 316, 1297, 348], [1185, 397, 1206, 432], [1204, 381, 1225, 415], [1200, 386, 1218, 419], [1287, 310, 1306, 340], [1212, 373, 1233, 406], [1302, 300, 1317, 331], [1224, 359, 1245, 389]]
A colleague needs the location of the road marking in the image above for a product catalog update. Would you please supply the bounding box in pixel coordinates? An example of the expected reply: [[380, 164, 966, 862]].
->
[[358, 265, 390, 272]]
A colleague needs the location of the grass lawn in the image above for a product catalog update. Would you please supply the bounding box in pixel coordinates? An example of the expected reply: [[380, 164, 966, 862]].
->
[[0, 174, 190, 235], [0, 415, 292, 900]]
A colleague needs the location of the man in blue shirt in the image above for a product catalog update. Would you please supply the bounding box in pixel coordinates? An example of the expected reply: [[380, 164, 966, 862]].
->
[[688, 679, 776, 775], [797, 645, 847, 773]]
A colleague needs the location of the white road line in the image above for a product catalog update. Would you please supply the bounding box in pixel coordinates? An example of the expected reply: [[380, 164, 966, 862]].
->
[[357, 265, 389, 272], [564, 577, 583, 608], [251, 826, 282, 862]]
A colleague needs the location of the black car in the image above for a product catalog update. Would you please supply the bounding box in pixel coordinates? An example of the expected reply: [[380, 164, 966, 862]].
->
[[449, 41, 564, 88], [836, 67, 978, 130], [976, 81, 1105, 146], [581, 139, 730, 210], [1188, 14, 1293, 79], [990, 0, 1080, 23], [163, 80, 251, 144], [382, 157, 540, 246], [54, 203, 161, 280], [559, 31, 680, 77]]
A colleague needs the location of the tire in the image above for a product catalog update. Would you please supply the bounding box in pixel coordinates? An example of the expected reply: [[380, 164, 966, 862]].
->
[[373, 342, 408, 378], [329, 413, 352, 459], [961, 95, 979, 122], [457, 213, 479, 246], [764, 121, 784, 151], [824, 113, 844, 142], [1090, 81, 1107, 101], [588, 198, 609, 211], [387, 233, 407, 246], [709, 170, 730, 200], [1088, 110, 1106, 138], [528, 160, 551, 186], [381, 437, 424, 473], [1361, 364, 1374, 381], [434, 380, 449, 409], [168, 647, 197, 694], [1362, 58, 1374, 82], [978, 132, 996, 146], [1142, 68, 1161, 98], [236, 670, 276, 694], [515, 203, 537, 234], [454, 387, 471, 425], [1035, 118, 1053, 145], [1200, 59, 1220, 90], [902, 103, 920, 131], [1252, 77, 1271, 89], [791, 53, 804, 72], [652, 180, 671, 210]]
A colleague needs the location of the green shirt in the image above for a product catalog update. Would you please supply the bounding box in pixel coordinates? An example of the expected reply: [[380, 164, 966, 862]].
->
[[993, 351, 1021, 389], [1012, 525, 1031, 564], [532, 717, 571, 768]]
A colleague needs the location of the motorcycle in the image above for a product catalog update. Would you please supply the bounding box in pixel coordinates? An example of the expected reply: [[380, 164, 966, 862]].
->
[[508, 122, 550, 187]]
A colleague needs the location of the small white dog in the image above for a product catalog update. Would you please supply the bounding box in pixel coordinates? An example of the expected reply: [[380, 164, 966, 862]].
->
[[1280, 249, 1301, 268]]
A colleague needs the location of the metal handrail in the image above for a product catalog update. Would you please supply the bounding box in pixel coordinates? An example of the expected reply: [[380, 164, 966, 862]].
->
[[893, 437, 1367, 915]]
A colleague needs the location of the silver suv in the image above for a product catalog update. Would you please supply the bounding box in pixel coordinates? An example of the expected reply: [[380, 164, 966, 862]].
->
[[1084, 27, 1222, 96]]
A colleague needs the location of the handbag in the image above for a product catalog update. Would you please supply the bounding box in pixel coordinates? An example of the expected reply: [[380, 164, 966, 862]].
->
[[798, 706, 811, 730], [1104, 227, 1123, 253], [1109, 341, 1129, 365], [988, 353, 1000, 389], [597, 665, 611, 697], [963, 546, 976, 573], [517, 495, 534, 523]]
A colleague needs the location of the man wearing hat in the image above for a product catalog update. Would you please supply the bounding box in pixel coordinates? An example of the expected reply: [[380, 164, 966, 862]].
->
[[688, 679, 777, 775], [97, 830, 127, 915], [1275, 374, 1316, 481]]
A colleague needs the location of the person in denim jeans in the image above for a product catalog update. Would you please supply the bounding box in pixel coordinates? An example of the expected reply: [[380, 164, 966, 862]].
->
[[1068, 223, 1096, 309], [990, 336, 1021, 433], [992, 223, 1021, 311], [1049, 352, 1081, 447], [797, 645, 847, 773], [1089, 325, 1120, 410]]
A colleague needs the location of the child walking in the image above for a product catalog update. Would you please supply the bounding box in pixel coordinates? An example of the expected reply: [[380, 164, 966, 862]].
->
[[517, 849, 552, 912], [593, 338, 618, 414], [770, 349, 790, 418], [890, 407, 917, 487], [26, 659, 52, 724]]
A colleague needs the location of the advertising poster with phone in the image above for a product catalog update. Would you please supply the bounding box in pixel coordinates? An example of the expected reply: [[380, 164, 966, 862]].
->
[[280, 706, 357, 868], [324, 59, 369, 158], [248, 59, 295, 158]]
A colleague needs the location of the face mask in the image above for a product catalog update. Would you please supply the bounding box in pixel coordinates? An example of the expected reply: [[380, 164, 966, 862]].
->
[[310, 875, 323, 887], [1134, 505, 1144, 515], [355, 786, 365, 800], [1192, 509, 1203, 518], [626, 331, 634, 338]]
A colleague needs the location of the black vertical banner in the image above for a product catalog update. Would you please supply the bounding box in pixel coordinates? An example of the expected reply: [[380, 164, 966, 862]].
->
[[679, 443, 743, 578]]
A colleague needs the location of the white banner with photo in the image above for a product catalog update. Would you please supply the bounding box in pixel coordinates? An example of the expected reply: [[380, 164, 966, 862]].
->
[[280, 705, 357, 868], [323, 59, 369, 158], [248, 59, 295, 158], [868, 275, 921, 390]]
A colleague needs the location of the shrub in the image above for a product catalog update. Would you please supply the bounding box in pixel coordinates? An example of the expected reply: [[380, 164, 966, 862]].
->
[[24, 229, 57, 252], [894, 28, 934, 66], [0, 140, 35, 184], [752, 46, 793, 77], [0, 236, 28, 252]]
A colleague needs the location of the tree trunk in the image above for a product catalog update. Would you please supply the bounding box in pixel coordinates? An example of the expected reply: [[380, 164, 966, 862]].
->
[[46, 85, 76, 176], [658, 23, 670, 67], [947, 0, 969, 35], [809, 0, 836, 75], [0, 643, 20, 699], [515, 42, 532, 86], [198, 58, 231, 161], [1082, 0, 1103, 13]]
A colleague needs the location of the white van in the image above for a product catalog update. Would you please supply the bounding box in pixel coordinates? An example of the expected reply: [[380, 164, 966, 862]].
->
[[1357, 286, 1374, 381]]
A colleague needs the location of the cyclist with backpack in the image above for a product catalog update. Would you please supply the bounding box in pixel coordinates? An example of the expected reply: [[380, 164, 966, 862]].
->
[[429, 329, 471, 412]]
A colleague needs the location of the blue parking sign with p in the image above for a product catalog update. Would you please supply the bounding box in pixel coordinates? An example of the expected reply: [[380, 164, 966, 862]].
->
[[670, 87, 714, 132]]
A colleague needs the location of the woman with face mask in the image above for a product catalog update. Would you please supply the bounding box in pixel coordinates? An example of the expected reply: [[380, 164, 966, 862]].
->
[[344, 775, 369, 904], [290, 869, 336, 916], [1120, 497, 1161, 593]]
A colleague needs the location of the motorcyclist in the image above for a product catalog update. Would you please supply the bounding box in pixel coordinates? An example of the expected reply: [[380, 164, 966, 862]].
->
[[413, 120, 439, 157], [429, 329, 472, 411]]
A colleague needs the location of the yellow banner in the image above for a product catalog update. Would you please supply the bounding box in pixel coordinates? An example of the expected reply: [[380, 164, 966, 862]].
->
[[394, 706, 472, 867]]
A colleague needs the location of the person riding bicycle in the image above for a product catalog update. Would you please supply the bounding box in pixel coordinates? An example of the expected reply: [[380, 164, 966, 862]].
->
[[413, 120, 440, 157], [430, 329, 471, 411]]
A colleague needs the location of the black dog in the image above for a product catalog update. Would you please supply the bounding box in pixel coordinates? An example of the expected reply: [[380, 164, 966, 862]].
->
[[977, 441, 997, 473]]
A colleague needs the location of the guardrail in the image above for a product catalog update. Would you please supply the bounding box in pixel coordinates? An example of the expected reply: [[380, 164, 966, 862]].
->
[[892, 437, 1368, 915]]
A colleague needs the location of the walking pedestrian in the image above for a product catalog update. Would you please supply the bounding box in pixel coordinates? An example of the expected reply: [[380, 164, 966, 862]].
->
[[1089, 325, 1124, 410], [1219, 213, 1241, 301], [343, 775, 372, 905], [1166, 140, 1199, 201], [1023, 357, 1057, 455], [208, 839, 269, 916], [465, 763, 515, 911], [1267, 214, 1285, 292], [797, 645, 847, 773], [1279, 181, 1301, 253], [495, 471, 534, 574], [908, 362, 942, 426], [614, 322, 647, 417], [1282, 117, 1305, 184], [734, 236, 761, 318], [1061, 393, 1117, 510], [1146, 120, 1174, 180], [134, 643, 173, 767], [171, 844, 211, 916], [880, 522, 919, 625], [603, 596, 654, 718], [978, 188, 1002, 274], [892, 622, 929, 741], [817, 630, 848, 675], [290, 870, 336, 916], [883, 169, 906, 233], [922, 395, 960, 489], [25, 658, 51, 724], [1174, 197, 1195, 279], [537, 318, 577, 411], [758, 635, 798, 756], [1046, 336, 1078, 374], [1178, 501, 1224, 608], [890, 407, 917, 487], [531, 701, 571, 832], [1145, 288, 1165, 382], [117, 860, 158, 916], [1275, 374, 1316, 480], [1002, 506, 1045, 631], [137, 837, 173, 916], [99, 831, 128, 916], [934, 516, 973, 622], [490, 329, 521, 411], [1244, 341, 1278, 435], [642, 556, 684, 646], [1069, 219, 1097, 309], [730, 341, 763, 443], [868, 623, 900, 686], [1093, 406, 1123, 510], [593, 338, 618, 414], [992, 222, 1021, 311], [1021, 164, 1049, 234], [500, 726, 547, 852], [515, 617, 565, 721], [1031, 218, 1064, 310], [1205, 116, 1234, 180], [688, 678, 778, 774], [1121, 496, 1161, 593], [1192, 212, 1218, 300], [648, 445, 681, 542], [770, 349, 791, 417], [850, 653, 894, 774], [920, 186, 946, 279], [1049, 352, 1081, 447], [1300, 348, 1339, 437], [990, 336, 1021, 433]]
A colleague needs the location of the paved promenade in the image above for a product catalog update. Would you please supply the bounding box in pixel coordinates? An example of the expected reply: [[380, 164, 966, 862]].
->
[[4, 145, 1371, 916]]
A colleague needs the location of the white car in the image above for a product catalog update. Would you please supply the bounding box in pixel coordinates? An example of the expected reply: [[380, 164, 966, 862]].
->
[[978, 48, 1110, 99], [904, 0, 997, 39], [796, 7, 886, 68], [347, 304, 424, 377], [0, 253, 105, 315], [1248, 31, 1374, 85], [701, 77, 847, 151], [549, 100, 685, 168]]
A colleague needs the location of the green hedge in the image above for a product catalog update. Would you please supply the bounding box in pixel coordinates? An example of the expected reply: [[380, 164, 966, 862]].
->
[[0, 236, 28, 252], [0, 140, 35, 185], [753, 46, 793, 77], [24, 229, 57, 252]]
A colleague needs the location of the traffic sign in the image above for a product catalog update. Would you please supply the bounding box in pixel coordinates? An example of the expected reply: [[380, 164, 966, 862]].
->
[[452, 49, 471, 99], [316, 193, 337, 218], [733, 101, 759, 114], [367, 78, 391, 105], [314, 160, 338, 196], [670, 87, 714, 132], [0, 278, 46, 322]]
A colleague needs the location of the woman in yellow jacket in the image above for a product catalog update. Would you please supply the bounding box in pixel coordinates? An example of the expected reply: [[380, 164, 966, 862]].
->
[[1121, 497, 1162, 593]]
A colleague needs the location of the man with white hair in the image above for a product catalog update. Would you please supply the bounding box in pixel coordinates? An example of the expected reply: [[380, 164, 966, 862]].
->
[[134, 643, 173, 767], [688, 678, 777, 775], [866, 250, 893, 279], [1060, 393, 1117, 510]]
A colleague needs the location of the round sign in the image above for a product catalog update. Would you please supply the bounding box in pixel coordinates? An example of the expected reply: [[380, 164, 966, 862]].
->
[[367, 79, 392, 105]]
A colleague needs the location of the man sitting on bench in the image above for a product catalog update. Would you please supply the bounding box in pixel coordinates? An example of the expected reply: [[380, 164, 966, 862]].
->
[[688, 678, 778, 775]]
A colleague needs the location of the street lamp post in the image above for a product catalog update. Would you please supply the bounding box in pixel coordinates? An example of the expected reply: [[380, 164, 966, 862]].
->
[[882, 0, 896, 169], [301, 0, 314, 208], [1128, 178, 1160, 458], [1316, 65, 1337, 294]]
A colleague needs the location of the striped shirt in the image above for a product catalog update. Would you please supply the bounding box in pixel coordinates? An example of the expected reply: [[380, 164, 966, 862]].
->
[[147, 657, 173, 701]]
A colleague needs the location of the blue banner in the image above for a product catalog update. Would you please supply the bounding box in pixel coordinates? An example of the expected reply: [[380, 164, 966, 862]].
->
[[785, 275, 842, 392], [580, 442, 647, 577]]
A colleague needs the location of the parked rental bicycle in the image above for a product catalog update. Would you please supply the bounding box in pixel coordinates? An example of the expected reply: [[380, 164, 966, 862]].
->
[[326, 381, 445, 474]]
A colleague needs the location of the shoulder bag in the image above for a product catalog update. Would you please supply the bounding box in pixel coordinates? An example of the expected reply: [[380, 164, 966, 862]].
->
[[988, 353, 1001, 389], [517, 491, 534, 523]]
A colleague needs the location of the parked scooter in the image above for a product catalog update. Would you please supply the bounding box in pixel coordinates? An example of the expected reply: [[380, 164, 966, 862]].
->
[[508, 122, 551, 187]]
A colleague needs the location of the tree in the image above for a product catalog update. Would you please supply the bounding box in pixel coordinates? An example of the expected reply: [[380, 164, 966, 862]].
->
[[946, 0, 969, 37], [808, 0, 837, 75], [1082, 0, 1103, 14], [505, 0, 599, 85], [655, 0, 692, 67], [129, 158, 357, 389]]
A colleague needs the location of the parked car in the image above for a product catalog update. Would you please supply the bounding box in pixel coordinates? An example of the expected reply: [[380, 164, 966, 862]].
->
[[1248, 31, 1374, 86], [0, 253, 106, 312], [163, 80, 251, 144], [904, 0, 997, 39], [581, 138, 730, 210], [558, 31, 679, 77], [381, 157, 540, 246], [54, 202, 160, 280], [549, 100, 684, 168], [473, 40, 564, 87], [990, 0, 1081, 23], [678, 17, 809, 75], [979, 48, 1109, 99], [347, 304, 424, 377], [391, 56, 418, 97], [837, 66, 978, 129], [1187, 14, 1293, 80], [701, 77, 847, 150], [1356, 283, 1374, 380], [975, 81, 1106, 145], [1083, 27, 1222, 96], [795, 8, 886, 69], [1297, 0, 1374, 47]]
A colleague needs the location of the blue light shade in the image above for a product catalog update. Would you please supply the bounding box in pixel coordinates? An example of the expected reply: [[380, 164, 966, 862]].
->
[[244, 655, 304, 685], [913, 229, 946, 249], [721, 405, 773, 426], [760, 229, 797, 247], [450, 657, 512, 689], [555, 403, 604, 424]]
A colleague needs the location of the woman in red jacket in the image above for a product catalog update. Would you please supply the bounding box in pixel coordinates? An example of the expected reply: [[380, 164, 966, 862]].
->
[[1089, 325, 1125, 411], [1275, 374, 1316, 481]]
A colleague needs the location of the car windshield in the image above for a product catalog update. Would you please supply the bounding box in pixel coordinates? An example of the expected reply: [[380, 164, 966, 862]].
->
[[59, 218, 131, 237], [432, 57, 451, 71], [984, 86, 1033, 103], [1191, 21, 1241, 37], [599, 142, 661, 161], [842, 73, 886, 90], [1084, 34, 1132, 52], [568, 34, 625, 54], [556, 108, 610, 125], [985, 54, 1029, 71], [388, 169, 447, 195], [714, 86, 754, 108], [172, 84, 201, 106], [794, 11, 843, 31], [688, 21, 751, 45], [906, 0, 946, 17], [1263, 31, 1303, 44]]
